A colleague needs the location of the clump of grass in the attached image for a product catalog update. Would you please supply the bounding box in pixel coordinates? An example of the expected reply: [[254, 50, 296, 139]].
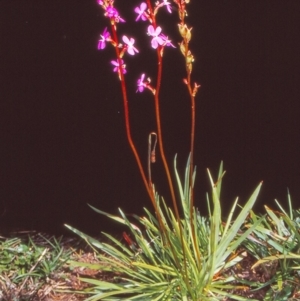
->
[[65, 161, 258, 300], [0, 233, 72, 300], [65, 161, 300, 300]]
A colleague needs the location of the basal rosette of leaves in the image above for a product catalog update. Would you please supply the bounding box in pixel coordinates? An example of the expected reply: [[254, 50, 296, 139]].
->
[[66, 160, 263, 301]]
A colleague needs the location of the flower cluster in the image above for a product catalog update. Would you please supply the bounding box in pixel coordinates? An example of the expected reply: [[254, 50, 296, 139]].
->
[[97, 0, 176, 89], [147, 25, 175, 49], [97, 0, 125, 23], [134, 2, 175, 49]]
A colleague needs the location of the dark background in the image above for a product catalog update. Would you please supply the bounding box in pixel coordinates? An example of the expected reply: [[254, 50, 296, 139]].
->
[[1, 1, 299, 237]]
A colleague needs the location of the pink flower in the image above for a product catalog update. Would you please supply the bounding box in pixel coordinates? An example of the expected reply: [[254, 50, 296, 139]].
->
[[137, 74, 147, 92], [134, 2, 148, 21], [111, 59, 126, 74], [122, 36, 139, 55], [160, 0, 172, 13], [105, 6, 125, 22], [98, 27, 110, 50], [147, 25, 164, 49], [160, 33, 175, 48]]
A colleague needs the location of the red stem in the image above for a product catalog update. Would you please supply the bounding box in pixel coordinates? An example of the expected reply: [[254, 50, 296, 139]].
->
[[145, 0, 180, 223], [110, 23, 154, 205]]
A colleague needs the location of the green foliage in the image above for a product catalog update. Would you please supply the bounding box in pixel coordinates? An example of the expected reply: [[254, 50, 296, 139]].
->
[[241, 192, 300, 299], [66, 159, 264, 301], [0, 234, 72, 299]]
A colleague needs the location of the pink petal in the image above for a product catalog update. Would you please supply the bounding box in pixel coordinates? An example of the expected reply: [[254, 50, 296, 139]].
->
[[122, 35, 129, 45], [155, 26, 162, 35], [148, 25, 155, 36], [111, 60, 119, 66], [140, 2, 147, 11]]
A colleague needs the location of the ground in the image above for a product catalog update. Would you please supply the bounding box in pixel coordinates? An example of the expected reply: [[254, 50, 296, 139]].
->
[[1, 231, 299, 300]]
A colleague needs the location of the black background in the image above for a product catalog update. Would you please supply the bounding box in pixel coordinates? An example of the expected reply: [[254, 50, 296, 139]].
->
[[1, 1, 299, 237]]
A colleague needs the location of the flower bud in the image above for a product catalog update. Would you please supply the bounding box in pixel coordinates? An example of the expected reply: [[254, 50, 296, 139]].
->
[[178, 24, 192, 42], [186, 50, 194, 73], [186, 50, 194, 64], [185, 27, 192, 42], [180, 41, 187, 55], [192, 83, 201, 97], [178, 24, 185, 37]]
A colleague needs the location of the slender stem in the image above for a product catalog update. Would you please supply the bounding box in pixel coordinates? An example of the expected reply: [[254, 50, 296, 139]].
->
[[155, 56, 180, 221], [187, 73, 199, 265], [110, 23, 152, 203], [187, 73, 195, 216]]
